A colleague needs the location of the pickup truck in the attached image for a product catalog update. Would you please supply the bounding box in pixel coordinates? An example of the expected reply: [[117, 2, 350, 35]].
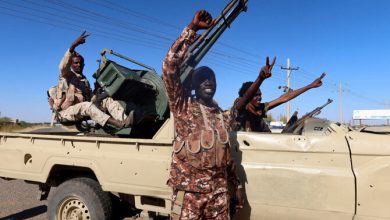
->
[[1, 115, 390, 220], [3, 0, 390, 219]]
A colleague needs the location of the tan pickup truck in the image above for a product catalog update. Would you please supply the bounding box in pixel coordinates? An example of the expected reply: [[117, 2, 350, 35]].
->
[[2, 1, 390, 218], [1, 115, 390, 220]]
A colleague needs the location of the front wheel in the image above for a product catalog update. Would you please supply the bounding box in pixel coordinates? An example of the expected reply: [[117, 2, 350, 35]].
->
[[48, 177, 112, 220]]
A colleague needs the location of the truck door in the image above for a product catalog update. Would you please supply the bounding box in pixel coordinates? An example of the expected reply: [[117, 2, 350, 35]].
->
[[230, 131, 355, 220], [346, 132, 390, 219]]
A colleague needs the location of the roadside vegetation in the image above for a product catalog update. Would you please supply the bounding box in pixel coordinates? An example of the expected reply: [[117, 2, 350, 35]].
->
[[0, 117, 49, 132], [265, 113, 288, 124]]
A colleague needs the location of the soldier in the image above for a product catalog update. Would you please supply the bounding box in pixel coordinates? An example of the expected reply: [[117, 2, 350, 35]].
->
[[232, 59, 326, 132], [162, 10, 244, 219], [51, 31, 133, 128], [230, 56, 276, 132]]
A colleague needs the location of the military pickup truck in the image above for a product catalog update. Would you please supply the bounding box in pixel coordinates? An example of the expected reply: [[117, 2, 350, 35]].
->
[[2, 0, 390, 219], [2, 111, 390, 220]]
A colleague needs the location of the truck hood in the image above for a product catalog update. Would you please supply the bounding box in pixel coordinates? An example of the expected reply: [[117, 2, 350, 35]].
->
[[346, 130, 390, 155]]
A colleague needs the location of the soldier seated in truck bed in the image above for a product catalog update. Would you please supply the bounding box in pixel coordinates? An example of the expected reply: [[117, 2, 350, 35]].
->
[[48, 31, 133, 129]]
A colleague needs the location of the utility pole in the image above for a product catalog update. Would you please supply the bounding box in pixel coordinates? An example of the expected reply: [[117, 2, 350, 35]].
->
[[281, 58, 299, 119], [385, 100, 390, 126], [339, 82, 343, 124]]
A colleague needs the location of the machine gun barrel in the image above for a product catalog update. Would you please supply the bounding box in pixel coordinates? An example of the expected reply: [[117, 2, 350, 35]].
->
[[179, 0, 248, 84], [100, 48, 156, 72], [281, 99, 333, 134], [302, 98, 333, 118]]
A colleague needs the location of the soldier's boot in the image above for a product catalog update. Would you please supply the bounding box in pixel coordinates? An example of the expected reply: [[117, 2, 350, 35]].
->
[[123, 110, 134, 127], [106, 110, 134, 128]]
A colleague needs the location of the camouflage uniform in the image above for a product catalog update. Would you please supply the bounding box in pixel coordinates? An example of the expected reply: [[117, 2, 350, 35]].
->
[[58, 101, 110, 126], [162, 27, 241, 219], [56, 49, 92, 110], [54, 50, 127, 126], [231, 98, 271, 132], [171, 189, 229, 220], [100, 97, 127, 121]]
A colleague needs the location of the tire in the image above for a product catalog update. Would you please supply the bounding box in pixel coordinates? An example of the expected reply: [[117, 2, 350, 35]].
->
[[48, 177, 112, 220]]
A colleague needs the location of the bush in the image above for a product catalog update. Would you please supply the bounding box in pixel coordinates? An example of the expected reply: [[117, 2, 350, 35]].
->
[[0, 117, 33, 132]]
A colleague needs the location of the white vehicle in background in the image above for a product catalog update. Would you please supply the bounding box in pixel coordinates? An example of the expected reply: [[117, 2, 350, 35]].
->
[[270, 121, 285, 133]]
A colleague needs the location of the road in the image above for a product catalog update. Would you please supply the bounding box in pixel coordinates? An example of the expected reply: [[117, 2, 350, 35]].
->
[[0, 126, 55, 220], [0, 126, 151, 220], [19, 124, 77, 134], [0, 179, 47, 220], [0, 180, 144, 220]]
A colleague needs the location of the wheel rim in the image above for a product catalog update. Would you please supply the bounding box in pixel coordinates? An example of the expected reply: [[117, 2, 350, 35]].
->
[[57, 196, 91, 220]]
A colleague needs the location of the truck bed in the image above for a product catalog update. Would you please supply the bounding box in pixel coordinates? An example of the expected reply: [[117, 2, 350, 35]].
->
[[0, 118, 175, 203]]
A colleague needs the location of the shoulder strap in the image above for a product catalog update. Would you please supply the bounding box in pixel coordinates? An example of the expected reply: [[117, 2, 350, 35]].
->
[[171, 191, 185, 220]]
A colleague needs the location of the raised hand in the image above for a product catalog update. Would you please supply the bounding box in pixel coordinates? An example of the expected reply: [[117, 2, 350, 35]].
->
[[259, 56, 276, 80], [188, 10, 215, 32], [70, 31, 90, 52], [310, 72, 326, 88]]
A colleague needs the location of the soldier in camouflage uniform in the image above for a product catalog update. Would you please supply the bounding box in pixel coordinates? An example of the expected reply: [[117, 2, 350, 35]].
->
[[232, 63, 326, 132], [162, 10, 245, 220], [51, 31, 133, 128], [230, 57, 276, 132]]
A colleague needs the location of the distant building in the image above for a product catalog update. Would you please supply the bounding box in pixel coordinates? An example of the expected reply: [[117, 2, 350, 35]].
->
[[9, 118, 19, 124], [0, 118, 19, 126]]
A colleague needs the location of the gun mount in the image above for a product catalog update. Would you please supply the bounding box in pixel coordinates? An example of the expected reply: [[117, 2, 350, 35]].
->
[[91, 48, 168, 136], [180, 0, 248, 86]]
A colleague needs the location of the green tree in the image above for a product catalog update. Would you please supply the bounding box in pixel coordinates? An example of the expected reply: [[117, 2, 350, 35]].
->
[[279, 114, 288, 124], [266, 113, 274, 123], [0, 117, 11, 123]]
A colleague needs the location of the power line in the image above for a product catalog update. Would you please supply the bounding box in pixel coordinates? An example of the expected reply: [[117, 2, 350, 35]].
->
[[92, 0, 345, 92], [49, 0, 173, 42], [50, 0, 338, 90], [343, 87, 385, 106], [0, 8, 168, 53], [84, 0, 181, 31], [1, 1, 170, 49], [0, 4, 341, 91], [2, 0, 385, 109]]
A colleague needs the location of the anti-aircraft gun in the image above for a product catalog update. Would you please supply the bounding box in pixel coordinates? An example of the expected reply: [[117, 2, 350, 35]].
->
[[92, 49, 168, 137], [90, 0, 248, 137]]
